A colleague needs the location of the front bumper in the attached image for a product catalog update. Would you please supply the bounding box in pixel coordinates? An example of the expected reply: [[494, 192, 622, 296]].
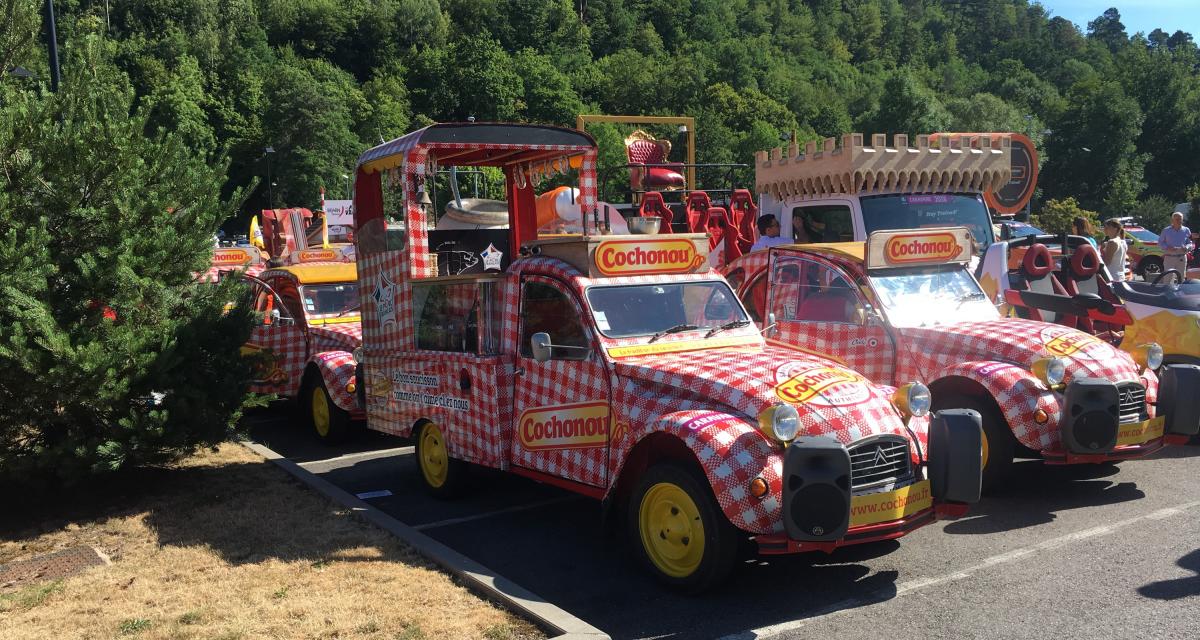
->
[[755, 502, 967, 555]]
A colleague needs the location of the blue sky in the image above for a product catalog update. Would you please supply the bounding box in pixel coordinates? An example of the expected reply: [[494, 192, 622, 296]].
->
[[1037, 1, 1200, 37]]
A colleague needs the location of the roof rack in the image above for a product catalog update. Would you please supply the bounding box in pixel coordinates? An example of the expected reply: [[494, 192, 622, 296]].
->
[[755, 133, 1012, 200]]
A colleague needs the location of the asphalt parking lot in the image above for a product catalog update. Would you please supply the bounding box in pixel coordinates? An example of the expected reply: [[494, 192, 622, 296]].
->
[[246, 411, 1200, 640]]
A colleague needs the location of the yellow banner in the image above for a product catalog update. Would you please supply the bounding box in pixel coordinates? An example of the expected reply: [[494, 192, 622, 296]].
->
[[1116, 416, 1165, 447], [849, 480, 932, 527], [518, 401, 610, 451], [606, 336, 759, 358]]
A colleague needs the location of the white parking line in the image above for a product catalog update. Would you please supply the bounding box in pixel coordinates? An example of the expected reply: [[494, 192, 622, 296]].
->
[[720, 500, 1200, 640], [297, 446, 414, 468], [413, 496, 581, 531]]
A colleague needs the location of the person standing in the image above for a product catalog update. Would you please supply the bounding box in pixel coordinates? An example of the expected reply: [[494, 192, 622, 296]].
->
[[1100, 218, 1127, 282], [1073, 216, 1098, 248], [750, 214, 791, 252], [1160, 211, 1194, 280]]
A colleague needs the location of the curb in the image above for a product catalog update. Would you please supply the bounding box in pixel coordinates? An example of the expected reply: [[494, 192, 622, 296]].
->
[[241, 440, 609, 640]]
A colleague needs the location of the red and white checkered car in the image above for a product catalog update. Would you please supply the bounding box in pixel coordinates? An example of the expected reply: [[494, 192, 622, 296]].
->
[[244, 262, 363, 443], [725, 232, 1196, 490]]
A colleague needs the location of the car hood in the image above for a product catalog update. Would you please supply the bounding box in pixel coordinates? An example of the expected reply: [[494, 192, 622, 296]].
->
[[610, 345, 910, 444], [896, 319, 1142, 383], [309, 321, 362, 353]]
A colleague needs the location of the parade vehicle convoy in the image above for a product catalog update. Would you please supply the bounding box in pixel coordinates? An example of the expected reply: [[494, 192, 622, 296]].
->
[[242, 253, 363, 444], [723, 228, 1200, 489], [979, 232, 1200, 369], [349, 122, 983, 591]]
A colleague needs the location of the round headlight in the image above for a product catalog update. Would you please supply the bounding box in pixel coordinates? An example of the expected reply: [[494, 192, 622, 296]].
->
[[771, 404, 800, 442], [1033, 357, 1067, 387], [352, 346, 364, 364], [906, 382, 931, 417], [1146, 343, 1164, 370]]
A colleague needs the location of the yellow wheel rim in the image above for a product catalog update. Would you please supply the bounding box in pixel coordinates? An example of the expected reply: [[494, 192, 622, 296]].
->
[[980, 427, 990, 471], [419, 423, 449, 489], [311, 387, 331, 437], [638, 482, 706, 579]]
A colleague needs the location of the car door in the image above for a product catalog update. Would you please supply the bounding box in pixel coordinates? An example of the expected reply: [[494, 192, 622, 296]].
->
[[244, 275, 309, 396], [766, 254, 897, 383], [511, 276, 612, 488]]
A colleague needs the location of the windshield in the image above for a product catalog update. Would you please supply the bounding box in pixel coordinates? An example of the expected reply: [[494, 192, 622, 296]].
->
[[869, 265, 999, 328], [302, 283, 359, 318], [585, 281, 748, 338], [1007, 223, 1044, 238], [1127, 228, 1158, 242], [861, 194, 994, 250]]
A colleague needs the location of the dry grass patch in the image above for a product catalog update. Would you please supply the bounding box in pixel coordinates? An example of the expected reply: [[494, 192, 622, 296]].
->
[[0, 443, 542, 640]]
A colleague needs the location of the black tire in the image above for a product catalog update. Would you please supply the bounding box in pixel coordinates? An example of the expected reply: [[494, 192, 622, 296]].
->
[[1139, 256, 1163, 278], [932, 394, 1015, 492], [414, 421, 468, 498], [627, 461, 740, 593], [303, 374, 351, 445]]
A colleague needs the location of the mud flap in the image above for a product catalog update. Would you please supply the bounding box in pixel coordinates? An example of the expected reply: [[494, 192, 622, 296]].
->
[[1159, 364, 1200, 437], [782, 437, 851, 541], [927, 409, 983, 504]]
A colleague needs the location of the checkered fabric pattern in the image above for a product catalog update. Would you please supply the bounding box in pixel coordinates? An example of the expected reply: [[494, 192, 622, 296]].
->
[[312, 351, 358, 411], [246, 322, 308, 396], [608, 346, 913, 533], [725, 248, 1158, 455], [309, 323, 362, 354]]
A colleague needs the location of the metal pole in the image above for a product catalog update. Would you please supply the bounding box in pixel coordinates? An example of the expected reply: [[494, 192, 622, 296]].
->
[[44, 0, 61, 92], [267, 157, 273, 208]]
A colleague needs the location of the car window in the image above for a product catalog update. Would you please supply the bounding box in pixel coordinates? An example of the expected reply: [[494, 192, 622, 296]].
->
[[792, 205, 854, 243], [520, 281, 588, 360], [413, 282, 480, 353], [771, 258, 860, 324]]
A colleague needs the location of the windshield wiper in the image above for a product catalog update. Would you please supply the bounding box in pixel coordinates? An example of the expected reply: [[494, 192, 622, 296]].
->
[[955, 291, 987, 309], [705, 319, 752, 338], [336, 301, 362, 317], [648, 323, 699, 343]]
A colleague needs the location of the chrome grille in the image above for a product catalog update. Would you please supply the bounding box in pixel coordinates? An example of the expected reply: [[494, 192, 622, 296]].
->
[[848, 436, 913, 491], [1117, 382, 1146, 424]]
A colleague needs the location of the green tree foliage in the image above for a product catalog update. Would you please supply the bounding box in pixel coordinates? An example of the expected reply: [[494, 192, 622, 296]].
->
[[0, 31, 254, 487], [1032, 197, 1101, 237], [4, 1, 1198, 223], [1129, 195, 1176, 234]]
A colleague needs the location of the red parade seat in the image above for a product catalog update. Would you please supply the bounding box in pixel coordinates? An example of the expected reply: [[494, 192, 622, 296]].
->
[[685, 191, 711, 233], [1012, 243, 1066, 323], [638, 191, 674, 233], [729, 190, 758, 253], [625, 130, 685, 193]]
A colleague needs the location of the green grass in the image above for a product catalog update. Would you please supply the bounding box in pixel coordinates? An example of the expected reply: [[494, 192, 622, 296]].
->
[[118, 617, 152, 634], [394, 625, 426, 640], [483, 624, 517, 640], [0, 580, 63, 611], [177, 610, 203, 625]]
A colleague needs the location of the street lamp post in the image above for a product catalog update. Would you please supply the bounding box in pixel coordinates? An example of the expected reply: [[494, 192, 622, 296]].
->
[[44, 0, 61, 92], [264, 146, 275, 208], [342, 173, 350, 199]]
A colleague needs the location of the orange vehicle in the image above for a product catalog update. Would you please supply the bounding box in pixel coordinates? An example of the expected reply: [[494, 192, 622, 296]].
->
[[349, 122, 983, 591]]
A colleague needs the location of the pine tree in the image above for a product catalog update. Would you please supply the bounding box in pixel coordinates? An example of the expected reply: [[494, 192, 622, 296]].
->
[[0, 29, 255, 487]]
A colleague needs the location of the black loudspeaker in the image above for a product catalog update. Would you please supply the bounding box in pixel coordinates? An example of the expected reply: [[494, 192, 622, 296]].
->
[[782, 437, 851, 541], [1159, 364, 1200, 436], [927, 409, 983, 504], [1061, 378, 1119, 453]]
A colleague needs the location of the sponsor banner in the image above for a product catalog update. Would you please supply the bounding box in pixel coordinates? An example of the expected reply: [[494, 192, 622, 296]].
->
[[212, 248, 256, 266], [1116, 416, 1165, 447], [324, 199, 353, 227], [593, 238, 707, 276], [606, 336, 760, 358], [683, 413, 741, 431], [773, 363, 871, 407], [849, 480, 933, 527], [293, 248, 340, 263], [866, 227, 972, 270], [518, 401, 610, 451], [1040, 326, 1109, 358]]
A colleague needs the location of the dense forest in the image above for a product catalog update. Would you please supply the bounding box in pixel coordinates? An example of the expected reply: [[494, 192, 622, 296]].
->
[[4, 0, 1200, 227]]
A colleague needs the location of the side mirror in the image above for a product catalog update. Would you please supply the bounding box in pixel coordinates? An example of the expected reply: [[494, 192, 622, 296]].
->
[[531, 332, 552, 363], [762, 312, 778, 337], [270, 308, 282, 324]]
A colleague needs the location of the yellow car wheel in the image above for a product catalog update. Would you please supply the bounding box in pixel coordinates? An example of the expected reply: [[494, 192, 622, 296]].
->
[[304, 375, 350, 445], [629, 462, 738, 592], [415, 421, 466, 498]]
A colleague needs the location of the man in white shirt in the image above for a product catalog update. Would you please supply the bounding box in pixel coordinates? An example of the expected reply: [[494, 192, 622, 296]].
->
[[750, 214, 791, 252]]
